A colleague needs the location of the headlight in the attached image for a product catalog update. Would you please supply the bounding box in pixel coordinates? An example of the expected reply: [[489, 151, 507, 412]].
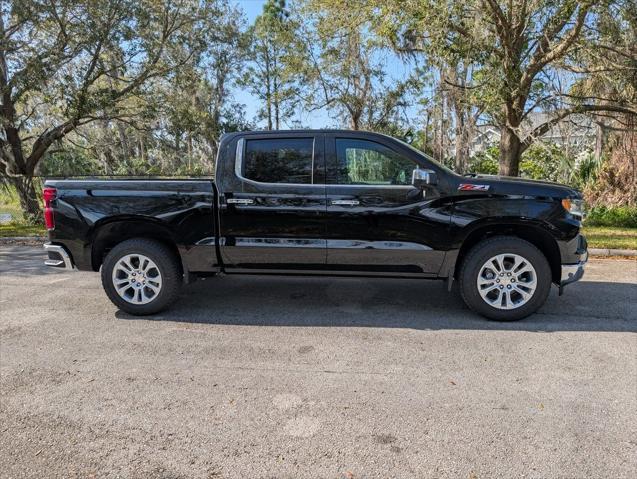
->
[[561, 198, 585, 219]]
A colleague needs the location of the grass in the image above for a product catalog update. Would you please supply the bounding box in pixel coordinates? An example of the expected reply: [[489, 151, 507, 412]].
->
[[0, 185, 46, 237], [582, 226, 637, 251], [0, 222, 46, 237], [0, 195, 25, 221]]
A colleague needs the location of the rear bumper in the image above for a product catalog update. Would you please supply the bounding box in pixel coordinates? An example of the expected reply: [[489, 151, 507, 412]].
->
[[44, 243, 75, 270]]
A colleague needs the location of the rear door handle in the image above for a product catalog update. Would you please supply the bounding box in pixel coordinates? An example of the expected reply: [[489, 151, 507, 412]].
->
[[331, 199, 360, 206], [226, 198, 254, 205]]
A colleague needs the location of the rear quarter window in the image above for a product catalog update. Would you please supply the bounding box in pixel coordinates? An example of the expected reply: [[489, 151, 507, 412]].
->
[[243, 138, 314, 184]]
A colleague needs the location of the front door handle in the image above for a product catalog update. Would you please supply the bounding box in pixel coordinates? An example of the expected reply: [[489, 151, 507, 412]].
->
[[226, 198, 254, 205], [331, 199, 360, 206]]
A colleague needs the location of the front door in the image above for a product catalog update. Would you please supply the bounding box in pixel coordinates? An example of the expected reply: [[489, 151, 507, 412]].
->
[[324, 133, 448, 275], [216, 133, 326, 271]]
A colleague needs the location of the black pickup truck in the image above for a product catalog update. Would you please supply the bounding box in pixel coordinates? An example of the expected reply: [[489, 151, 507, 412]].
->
[[43, 130, 588, 320]]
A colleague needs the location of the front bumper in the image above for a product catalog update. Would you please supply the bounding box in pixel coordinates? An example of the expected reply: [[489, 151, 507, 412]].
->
[[44, 243, 75, 270], [559, 234, 588, 289], [560, 258, 587, 286]]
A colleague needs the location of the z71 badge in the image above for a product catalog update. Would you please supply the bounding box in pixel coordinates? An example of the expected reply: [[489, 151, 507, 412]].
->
[[458, 183, 490, 191]]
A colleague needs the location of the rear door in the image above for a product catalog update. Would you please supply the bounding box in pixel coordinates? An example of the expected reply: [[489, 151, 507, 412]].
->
[[324, 133, 447, 275], [216, 133, 327, 271]]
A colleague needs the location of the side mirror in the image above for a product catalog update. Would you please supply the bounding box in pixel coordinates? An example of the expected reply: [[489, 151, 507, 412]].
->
[[412, 168, 438, 188]]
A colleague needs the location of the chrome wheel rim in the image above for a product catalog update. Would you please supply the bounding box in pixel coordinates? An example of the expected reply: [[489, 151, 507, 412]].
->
[[477, 253, 537, 310], [112, 254, 162, 305]]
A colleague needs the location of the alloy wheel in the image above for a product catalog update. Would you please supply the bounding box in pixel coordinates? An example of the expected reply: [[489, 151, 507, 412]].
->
[[111, 254, 162, 305], [476, 253, 537, 310]]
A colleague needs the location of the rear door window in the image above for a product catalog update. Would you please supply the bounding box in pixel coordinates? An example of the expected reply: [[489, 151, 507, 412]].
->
[[243, 138, 314, 184]]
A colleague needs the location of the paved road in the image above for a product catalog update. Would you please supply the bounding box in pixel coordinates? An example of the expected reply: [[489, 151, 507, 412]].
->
[[1, 246, 636, 478]]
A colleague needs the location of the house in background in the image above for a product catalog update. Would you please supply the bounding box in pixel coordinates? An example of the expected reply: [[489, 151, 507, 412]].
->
[[470, 112, 598, 156]]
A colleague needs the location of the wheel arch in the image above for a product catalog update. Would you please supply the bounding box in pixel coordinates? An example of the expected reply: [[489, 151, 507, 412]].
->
[[90, 217, 181, 272], [453, 221, 561, 283]]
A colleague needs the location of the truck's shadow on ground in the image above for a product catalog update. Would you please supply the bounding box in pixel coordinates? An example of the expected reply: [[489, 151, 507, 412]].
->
[[4, 246, 634, 333], [116, 274, 637, 333]]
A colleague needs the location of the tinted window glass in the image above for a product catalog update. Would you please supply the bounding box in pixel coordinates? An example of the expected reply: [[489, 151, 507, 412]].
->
[[243, 138, 314, 184], [335, 138, 415, 185]]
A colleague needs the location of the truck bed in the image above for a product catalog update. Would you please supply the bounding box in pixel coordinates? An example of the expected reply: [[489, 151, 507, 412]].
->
[[45, 179, 217, 273]]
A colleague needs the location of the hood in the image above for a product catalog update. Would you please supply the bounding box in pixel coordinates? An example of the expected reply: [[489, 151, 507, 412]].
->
[[455, 174, 582, 199]]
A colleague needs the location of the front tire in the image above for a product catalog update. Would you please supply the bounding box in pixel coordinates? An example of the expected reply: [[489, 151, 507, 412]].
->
[[101, 239, 182, 315], [459, 236, 552, 321]]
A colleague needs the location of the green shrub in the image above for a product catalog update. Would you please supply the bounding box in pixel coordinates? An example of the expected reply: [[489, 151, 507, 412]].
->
[[467, 142, 600, 188], [585, 206, 637, 228], [519, 143, 572, 183], [174, 162, 209, 176], [467, 143, 572, 180], [467, 145, 499, 175], [41, 148, 103, 177], [573, 151, 604, 190], [113, 158, 162, 176]]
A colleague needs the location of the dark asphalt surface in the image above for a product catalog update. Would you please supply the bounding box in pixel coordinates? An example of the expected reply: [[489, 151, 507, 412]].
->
[[1, 246, 636, 478]]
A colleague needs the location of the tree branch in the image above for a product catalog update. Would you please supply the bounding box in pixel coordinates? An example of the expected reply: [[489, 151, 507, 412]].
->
[[520, 1, 593, 95], [522, 105, 637, 149]]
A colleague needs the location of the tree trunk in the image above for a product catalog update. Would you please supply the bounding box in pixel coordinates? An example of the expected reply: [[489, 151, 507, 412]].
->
[[499, 126, 522, 176], [273, 70, 280, 130], [117, 122, 129, 160], [454, 111, 468, 174], [264, 48, 273, 130], [100, 149, 113, 175], [350, 113, 360, 130], [139, 135, 146, 163], [265, 79, 273, 130], [11, 174, 41, 221], [423, 112, 430, 153], [594, 122, 607, 161], [454, 128, 472, 175]]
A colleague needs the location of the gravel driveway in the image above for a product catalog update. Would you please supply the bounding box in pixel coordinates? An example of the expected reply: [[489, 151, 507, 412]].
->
[[1, 246, 636, 478]]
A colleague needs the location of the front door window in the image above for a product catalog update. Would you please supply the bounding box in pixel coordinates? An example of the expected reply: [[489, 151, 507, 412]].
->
[[335, 138, 416, 186]]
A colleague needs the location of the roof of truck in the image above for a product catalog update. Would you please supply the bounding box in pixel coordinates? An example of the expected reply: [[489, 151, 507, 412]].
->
[[221, 129, 393, 139]]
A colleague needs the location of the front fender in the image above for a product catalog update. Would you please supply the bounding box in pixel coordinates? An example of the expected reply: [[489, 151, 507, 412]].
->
[[449, 196, 577, 248]]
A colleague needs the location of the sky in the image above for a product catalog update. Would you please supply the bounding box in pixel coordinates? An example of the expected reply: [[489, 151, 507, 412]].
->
[[230, 0, 417, 130]]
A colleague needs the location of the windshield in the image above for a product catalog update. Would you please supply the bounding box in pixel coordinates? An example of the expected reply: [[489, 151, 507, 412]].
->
[[394, 137, 456, 175]]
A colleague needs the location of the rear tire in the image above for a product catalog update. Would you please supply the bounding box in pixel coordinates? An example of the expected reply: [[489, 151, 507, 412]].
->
[[101, 238, 182, 315], [459, 236, 552, 321]]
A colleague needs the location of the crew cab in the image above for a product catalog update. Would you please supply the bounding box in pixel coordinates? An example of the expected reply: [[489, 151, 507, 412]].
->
[[43, 130, 588, 320]]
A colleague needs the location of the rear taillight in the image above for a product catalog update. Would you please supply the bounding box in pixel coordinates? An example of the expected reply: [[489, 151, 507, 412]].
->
[[43, 187, 57, 230]]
